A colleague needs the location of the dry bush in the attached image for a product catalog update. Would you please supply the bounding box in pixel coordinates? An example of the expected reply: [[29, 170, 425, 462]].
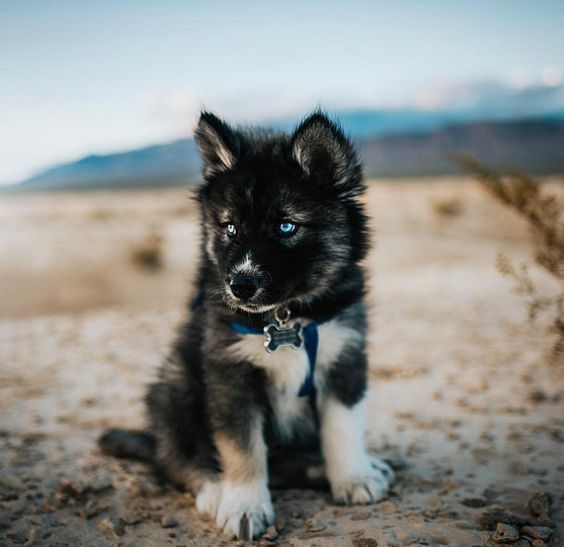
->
[[432, 196, 464, 217], [130, 226, 165, 271], [456, 155, 563, 363], [87, 209, 112, 221]]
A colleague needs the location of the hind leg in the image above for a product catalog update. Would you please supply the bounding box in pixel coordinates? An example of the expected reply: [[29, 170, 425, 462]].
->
[[146, 375, 221, 504], [268, 442, 329, 490]]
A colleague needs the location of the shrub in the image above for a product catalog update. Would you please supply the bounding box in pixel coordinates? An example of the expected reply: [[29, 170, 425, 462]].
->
[[456, 155, 563, 363], [130, 226, 164, 271], [432, 196, 464, 217]]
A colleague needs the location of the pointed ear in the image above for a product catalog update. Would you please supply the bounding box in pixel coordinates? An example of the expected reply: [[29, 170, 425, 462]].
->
[[291, 112, 363, 196], [194, 112, 241, 177]]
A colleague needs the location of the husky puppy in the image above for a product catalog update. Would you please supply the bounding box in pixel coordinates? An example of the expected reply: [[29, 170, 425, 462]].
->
[[99, 111, 394, 540]]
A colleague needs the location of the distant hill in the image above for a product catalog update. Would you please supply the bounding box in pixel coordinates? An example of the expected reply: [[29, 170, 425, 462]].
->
[[360, 119, 564, 177], [19, 139, 200, 190], [13, 118, 564, 190]]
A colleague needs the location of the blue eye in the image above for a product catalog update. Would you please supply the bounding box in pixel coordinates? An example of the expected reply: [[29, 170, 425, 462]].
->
[[226, 224, 237, 237], [279, 221, 297, 235]]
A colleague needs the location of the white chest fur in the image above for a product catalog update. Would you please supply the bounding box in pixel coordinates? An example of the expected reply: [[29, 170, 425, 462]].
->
[[229, 318, 362, 440]]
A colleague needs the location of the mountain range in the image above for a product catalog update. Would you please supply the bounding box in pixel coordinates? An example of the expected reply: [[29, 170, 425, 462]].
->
[[15, 112, 564, 190]]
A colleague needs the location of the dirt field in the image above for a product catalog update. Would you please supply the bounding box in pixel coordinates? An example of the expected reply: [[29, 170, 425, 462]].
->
[[1, 178, 562, 546]]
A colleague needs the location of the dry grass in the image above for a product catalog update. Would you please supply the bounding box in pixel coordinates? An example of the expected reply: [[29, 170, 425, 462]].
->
[[130, 226, 165, 271], [432, 195, 464, 217], [456, 156, 564, 362]]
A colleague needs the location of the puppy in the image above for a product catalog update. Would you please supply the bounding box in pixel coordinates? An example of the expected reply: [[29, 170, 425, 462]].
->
[[99, 111, 394, 540]]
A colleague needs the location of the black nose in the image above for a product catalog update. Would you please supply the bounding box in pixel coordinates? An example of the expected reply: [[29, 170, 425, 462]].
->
[[229, 275, 260, 300]]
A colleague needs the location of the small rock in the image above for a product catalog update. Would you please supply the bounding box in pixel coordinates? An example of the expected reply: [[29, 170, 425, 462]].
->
[[491, 523, 519, 543], [275, 516, 286, 532], [531, 541, 546, 547], [99, 517, 126, 537], [351, 511, 372, 521], [89, 478, 113, 494], [1, 475, 23, 492], [263, 525, 278, 540], [377, 502, 397, 513], [483, 488, 500, 501], [55, 479, 88, 501], [352, 539, 378, 547], [160, 514, 178, 528], [305, 517, 326, 532], [462, 497, 488, 508], [521, 526, 553, 541], [528, 390, 548, 403], [528, 492, 552, 518], [119, 511, 144, 526], [78, 499, 109, 519], [479, 510, 528, 530]]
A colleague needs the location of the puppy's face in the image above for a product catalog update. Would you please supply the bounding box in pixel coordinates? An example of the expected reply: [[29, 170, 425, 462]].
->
[[196, 112, 368, 313]]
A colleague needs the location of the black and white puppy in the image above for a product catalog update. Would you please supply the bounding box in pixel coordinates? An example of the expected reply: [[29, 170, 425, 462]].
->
[[99, 111, 394, 540]]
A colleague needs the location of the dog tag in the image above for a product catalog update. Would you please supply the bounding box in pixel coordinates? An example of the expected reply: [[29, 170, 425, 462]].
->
[[263, 323, 304, 353]]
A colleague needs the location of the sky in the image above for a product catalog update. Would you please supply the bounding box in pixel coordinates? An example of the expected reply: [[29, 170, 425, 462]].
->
[[1, 0, 564, 184]]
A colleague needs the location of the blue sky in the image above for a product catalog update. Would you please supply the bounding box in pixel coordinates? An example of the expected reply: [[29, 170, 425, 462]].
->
[[1, 0, 563, 183]]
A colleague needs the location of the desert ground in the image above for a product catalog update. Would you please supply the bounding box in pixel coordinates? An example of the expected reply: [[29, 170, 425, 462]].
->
[[0, 178, 562, 546]]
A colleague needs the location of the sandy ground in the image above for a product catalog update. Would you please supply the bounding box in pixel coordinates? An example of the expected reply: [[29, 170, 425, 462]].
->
[[1, 178, 563, 546]]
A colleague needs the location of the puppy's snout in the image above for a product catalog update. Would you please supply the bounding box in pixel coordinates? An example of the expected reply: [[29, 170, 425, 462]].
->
[[229, 275, 260, 300]]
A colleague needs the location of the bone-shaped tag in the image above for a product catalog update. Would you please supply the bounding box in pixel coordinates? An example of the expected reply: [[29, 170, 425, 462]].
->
[[263, 322, 304, 353]]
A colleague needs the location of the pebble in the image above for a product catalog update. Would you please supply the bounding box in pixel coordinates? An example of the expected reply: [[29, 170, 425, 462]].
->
[[491, 523, 519, 543], [351, 539, 378, 547], [160, 514, 178, 528], [79, 499, 109, 519], [55, 479, 88, 501], [1, 475, 23, 492], [99, 517, 126, 537], [119, 511, 144, 525], [263, 525, 278, 540], [462, 497, 488, 508], [351, 511, 372, 521], [528, 492, 553, 526], [305, 517, 326, 532], [528, 492, 552, 517], [377, 502, 397, 513], [479, 509, 527, 530], [521, 526, 552, 541]]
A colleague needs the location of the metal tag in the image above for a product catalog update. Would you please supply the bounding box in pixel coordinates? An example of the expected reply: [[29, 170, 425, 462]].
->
[[263, 322, 304, 353]]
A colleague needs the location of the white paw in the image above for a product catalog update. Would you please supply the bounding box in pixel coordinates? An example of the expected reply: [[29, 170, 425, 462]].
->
[[216, 480, 274, 540], [195, 481, 222, 518], [330, 455, 394, 505]]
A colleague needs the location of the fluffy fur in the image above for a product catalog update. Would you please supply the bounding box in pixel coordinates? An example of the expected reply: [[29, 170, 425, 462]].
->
[[99, 111, 394, 540]]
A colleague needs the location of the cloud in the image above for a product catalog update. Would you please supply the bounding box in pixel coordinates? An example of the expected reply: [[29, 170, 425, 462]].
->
[[415, 77, 564, 117], [140, 88, 319, 135]]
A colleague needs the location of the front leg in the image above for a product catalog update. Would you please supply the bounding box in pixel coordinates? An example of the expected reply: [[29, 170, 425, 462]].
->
[[320, 348, 394, 505], [203, 363, 274, 540]]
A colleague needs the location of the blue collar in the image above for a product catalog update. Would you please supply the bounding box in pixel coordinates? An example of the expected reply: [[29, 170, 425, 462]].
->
[[229, 319, 325, 397]]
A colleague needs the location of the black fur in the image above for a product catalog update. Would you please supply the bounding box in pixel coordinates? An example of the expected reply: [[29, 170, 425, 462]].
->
[[99, 111, 372, 538]]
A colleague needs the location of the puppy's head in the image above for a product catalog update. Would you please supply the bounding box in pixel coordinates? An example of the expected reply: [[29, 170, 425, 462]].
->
[[196, 111, 368, 313]]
